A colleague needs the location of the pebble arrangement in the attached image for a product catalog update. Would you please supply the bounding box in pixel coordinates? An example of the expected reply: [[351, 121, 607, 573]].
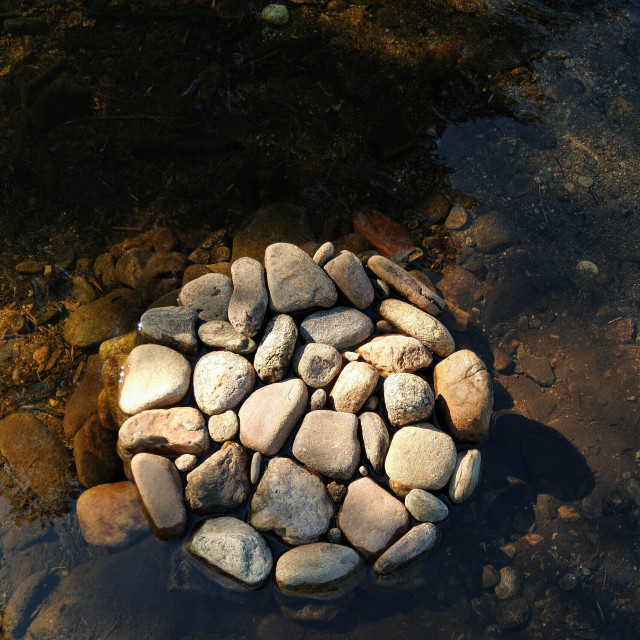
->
[[76, 241, 493, 597]]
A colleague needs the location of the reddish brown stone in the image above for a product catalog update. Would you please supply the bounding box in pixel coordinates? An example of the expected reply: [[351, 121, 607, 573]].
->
[[352, 206, 413, 258]]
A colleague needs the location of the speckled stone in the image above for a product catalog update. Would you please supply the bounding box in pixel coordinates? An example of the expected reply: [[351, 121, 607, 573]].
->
[[292, 343, 342, 388], [330, 361, 378, 413], [228, 257, 269, 337], [198, 320, 257, 355], [178, 273, 233, 321], [324, 250, 374, 310], [253, 314, 298, 383], [404, 489, 449, 523], [356, 334, 433, 377], [309, 388, 327, 411], [299, 307, 374, 352], [383, 373, 434, 427], [138, 306, 199, 354], [208, 410, 239, 443]]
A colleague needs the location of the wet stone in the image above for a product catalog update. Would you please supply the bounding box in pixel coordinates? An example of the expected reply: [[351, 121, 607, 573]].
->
[[94, 252, 116, 287], [138, 306, 198, 354], [337, 477, 410, 561], [324, 250, 374, 310], [385, 424, 457, 491], [119, 407, 209, 456], [187, 517, 273, 590], [178, 273, 233, 321], [14, 259, 43, 274], [249, 457, 333, 546], [142, 250, 186, 281], [228, 257, 269, 337], [379, 299, 455, 358], [265, 242, 337, 313], [193, 351, 255, 415], [445, 204, 469, 230], [292, 343, 342, 388], [300, 306, 374, 351], [119, 344, 192, 416], [198, 320, 257, 355], [114, 247, 152, 288], [253, 314, 298, 383], [74, 415, 120, 489], [356, 334, 433, 377], [447, 449, 481, 503], [405, 489, 449, 523], [495, 566, 521, 600], [185, 441, 250, 515], [373, 523, 439, 576], [292, 410, 360, 481], [517, 345, 555, 387], [208, 410, 239, 443], [468, 212, 515, 253], [367, 255, 445, 315], [130, 452, 187, 539], [495, 597, 530, 631], [72, 275, 96, 305], [63, 353, 103, 438], [309, 388, 327, 411], [239, 378, 308, 455], [313, 242, 334, 266], [76, 481, 147, 548], [383, 373, 434, 427], [330, 361, 378, 413], [358, 412, 389, 474]]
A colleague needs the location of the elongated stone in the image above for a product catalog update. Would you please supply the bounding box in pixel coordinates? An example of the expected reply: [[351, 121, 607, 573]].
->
[[198, 320, 257, 355], [356, 334, 433, 377], [405, 489, 449, 523], [253, 314, 297, 383], [358, 412, 389, 474], [228, 257, 269, 337], [324, 250, 374, 310], [447, 449, 482, 503], [373, 523, 439, 575], [300, 307, 374, 351], [330, 361, 378, 413]]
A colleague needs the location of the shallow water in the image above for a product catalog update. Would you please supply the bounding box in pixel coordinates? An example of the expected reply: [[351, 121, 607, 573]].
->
[[0, 0, 639, 638]]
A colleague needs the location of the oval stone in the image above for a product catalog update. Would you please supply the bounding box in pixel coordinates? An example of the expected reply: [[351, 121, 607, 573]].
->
[[178, 273, 233, 321], [198, 320, 257, 355], [383, 373, 434, 427], [187, 517, 272, 589], [330, 362, 378, 413], [292, 343, 342, 388], [324, 250, 374, 310], [358, 412, 390, 474], [299, 307, 374, 352], [447, 449, 482, 503], [355, 334, 433, 377], [405, 489, 449, 523], [373, 523, 439, 576], [228, 257, 268, 337], [253, 314, 298, 383], [385, 424, 456, 491]]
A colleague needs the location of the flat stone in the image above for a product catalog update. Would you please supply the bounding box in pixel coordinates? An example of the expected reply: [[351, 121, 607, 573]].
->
[[208, 410, 239, 443], [130, 452, 187, 539], [383, 373, 434, 427], [405, 489, 449, 523], [178, 273, 233, 321], [367, 255, 446, 315], [495, 598, 530, 631], [73, 415, 120, 488], [265, 242, 337, 313], [336, 477, 410, 561], [253, 314, 298, 383], [119, 407, 209, 455], [138, 306, 198, 354], [330, 362, 378, 413], [275, 543, 365, 596], [358, 412, 389, 474], [309, 388, 327, 410], [119, 344, 192, 415], [300, 307, 374, 351], [447, 449, 481, 503], [313, 242, 334, 266], [324, 250, 374, 310], [433, 349, 493, 443], [385, 424, 456, 491], [292, 343, 342, 388], [373, 523, 439, 575], [517, 345, 555, 387], [63, 353, 103, 438], [187, 517, 273, 589], [193, 351, 255, 415], [76, 481, 147, 548], [198, 320, 257, 355], [379, 299, 455, 358], [469, 212, 515, 253], [239, 378, 308, 456], [63, 289, 142, 348], [185, 441, 250, 514], [228, 257, 269, 337], [249, 457, 333, 545], [356, 334, 433, 377], [292, 410, 360, 481]]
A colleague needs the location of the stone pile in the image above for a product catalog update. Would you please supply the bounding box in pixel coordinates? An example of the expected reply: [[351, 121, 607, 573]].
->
[[75, 240, 493, 599]]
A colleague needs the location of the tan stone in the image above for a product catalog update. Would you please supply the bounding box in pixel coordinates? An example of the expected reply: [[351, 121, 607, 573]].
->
[[356, 334, 432, 377]]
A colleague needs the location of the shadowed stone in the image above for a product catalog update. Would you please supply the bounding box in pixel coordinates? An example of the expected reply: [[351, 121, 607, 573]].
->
[[74, 415, 120, 488], [373, 523, 439, 576], [198, 320, 257, 355], [447, 449, 482, 503], [139, 307, 199, 354], [253, 314, 297, 383], [405, 489, 449, 523]]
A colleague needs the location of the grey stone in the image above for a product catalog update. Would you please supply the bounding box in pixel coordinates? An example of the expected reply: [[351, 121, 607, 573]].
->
[[358, 412, 389, 474], [138, 306, 199, 354], [250, 452, 262, 485], [330, 362, 378, 413], [385, 424, 457, 491], [265, 242, 337, 313], [253, 314, 298, 383], [208, 410, 239, 443], [324, 250, 374, 310], [198, 320, 257, 355], [405, 489, 449, 523], [228, 257, 269, 337], [373, 523, 439, 575], [367, 255, 445, 315], [310, 388, 327, 410], [300, 307, 374, 351], [356, 334, 433, 377], [433, 349, 493, 443], [239, 378, 308, 456], [447, 449, 481, 503], [469, 212, 515, 253], [313, 242, 334, 266], [292, 410, 360, 481], [185, 441, 250, 514], [249, 457, 333, 545], [187, 517, 273, 589], [130, 452, 187, 539], [114, 247, 152, 288], [292, 343, 342, 388], [336, 477, 410, 561], [383, 373, 434, 427], [119, 407, 209, 455], [275, 543, 365, 596], [119, 345, 192, 415], [379, 299, 455, 358], [193, 351, 255, 415], [327, 528, 342, 544], [178, 273, 233, 321]]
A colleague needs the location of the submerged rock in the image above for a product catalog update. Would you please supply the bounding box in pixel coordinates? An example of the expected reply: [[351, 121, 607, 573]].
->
[[373, 523, 439, 576]]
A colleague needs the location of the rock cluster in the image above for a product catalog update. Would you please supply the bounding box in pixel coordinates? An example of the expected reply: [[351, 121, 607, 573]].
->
[[72, 239, 493, 597]]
